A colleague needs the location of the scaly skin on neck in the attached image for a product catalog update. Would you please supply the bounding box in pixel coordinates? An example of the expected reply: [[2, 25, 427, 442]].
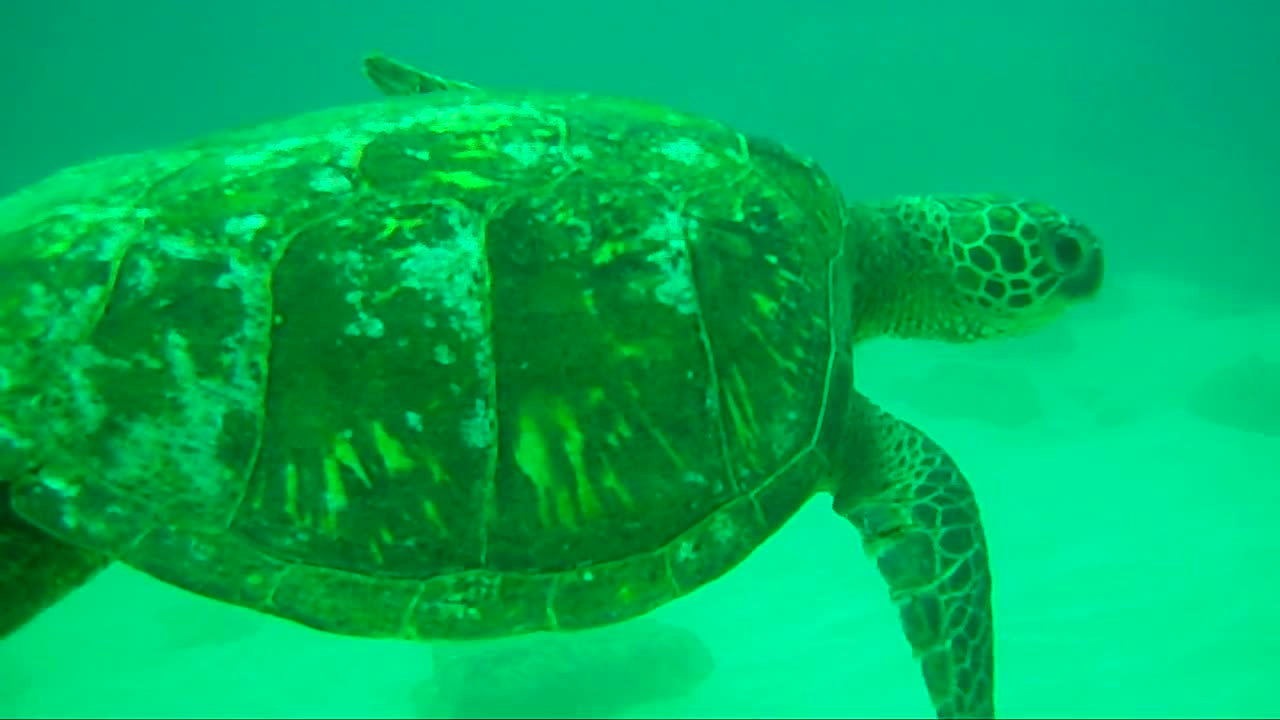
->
[[846, 194, 1104, 346]]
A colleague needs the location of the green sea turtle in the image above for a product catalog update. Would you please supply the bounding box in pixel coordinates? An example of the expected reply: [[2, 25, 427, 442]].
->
[[0, 53, 1104, 719]]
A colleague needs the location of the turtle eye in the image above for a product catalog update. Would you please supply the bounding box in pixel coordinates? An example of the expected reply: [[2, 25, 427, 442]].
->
[[1050, 231, 1085, 272]]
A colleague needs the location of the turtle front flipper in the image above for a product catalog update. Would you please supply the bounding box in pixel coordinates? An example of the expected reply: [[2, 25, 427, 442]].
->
[[362, 52, 478, 97], [0, 485, 110, 639], [831, 394, 994, 719]]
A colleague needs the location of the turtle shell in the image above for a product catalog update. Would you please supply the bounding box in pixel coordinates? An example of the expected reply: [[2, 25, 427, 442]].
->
[[1, 90, 851, 639]]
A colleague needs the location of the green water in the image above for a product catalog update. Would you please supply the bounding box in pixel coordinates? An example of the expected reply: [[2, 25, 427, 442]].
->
[[1, 0, 1276, 717]]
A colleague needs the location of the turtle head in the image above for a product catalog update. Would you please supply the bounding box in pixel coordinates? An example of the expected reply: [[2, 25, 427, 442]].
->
[[849, 194, 1103, 343]]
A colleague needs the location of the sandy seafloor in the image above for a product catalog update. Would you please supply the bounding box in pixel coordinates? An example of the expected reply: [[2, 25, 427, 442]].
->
[[2, 270, 1277, 719]]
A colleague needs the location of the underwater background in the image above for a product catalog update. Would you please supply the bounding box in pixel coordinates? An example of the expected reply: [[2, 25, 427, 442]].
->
[[1, 0, 1277, 717]]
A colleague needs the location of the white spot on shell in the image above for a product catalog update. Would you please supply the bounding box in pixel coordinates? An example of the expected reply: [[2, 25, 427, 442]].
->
[[709, 512, 737, 544], [344, 315, 385, 338], [399, 213, 487, 339], [682, 471, 708, 487], [644, 210, 699, 315], [677, 540, 695, 562], [659, 138, 711, 166], [405, 411, 424, 432], [42, 474, 84, 530], [127, 256, 158, 295], [309, 167, 353, 194], [460, 399, 493, 449], [502, 142, 548, 166], [265, 137, 309, 154], [224, 214, 267, 236], [41, 475, 81, 499], [323, 128, 376, 167], [224, 137, 310, 169]]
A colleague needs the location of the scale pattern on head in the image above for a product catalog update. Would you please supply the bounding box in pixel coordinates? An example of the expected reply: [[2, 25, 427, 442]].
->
[[864, 193, 1103, 343]]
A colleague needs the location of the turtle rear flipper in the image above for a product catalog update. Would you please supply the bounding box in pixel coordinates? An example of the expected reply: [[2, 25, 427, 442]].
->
[[832, 394, 994, 719], [362, 52, 477, 97], [0, 484, 109, 638]]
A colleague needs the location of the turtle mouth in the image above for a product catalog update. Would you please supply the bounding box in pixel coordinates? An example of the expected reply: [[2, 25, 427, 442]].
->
[[1058, 248, 1104, 300]]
